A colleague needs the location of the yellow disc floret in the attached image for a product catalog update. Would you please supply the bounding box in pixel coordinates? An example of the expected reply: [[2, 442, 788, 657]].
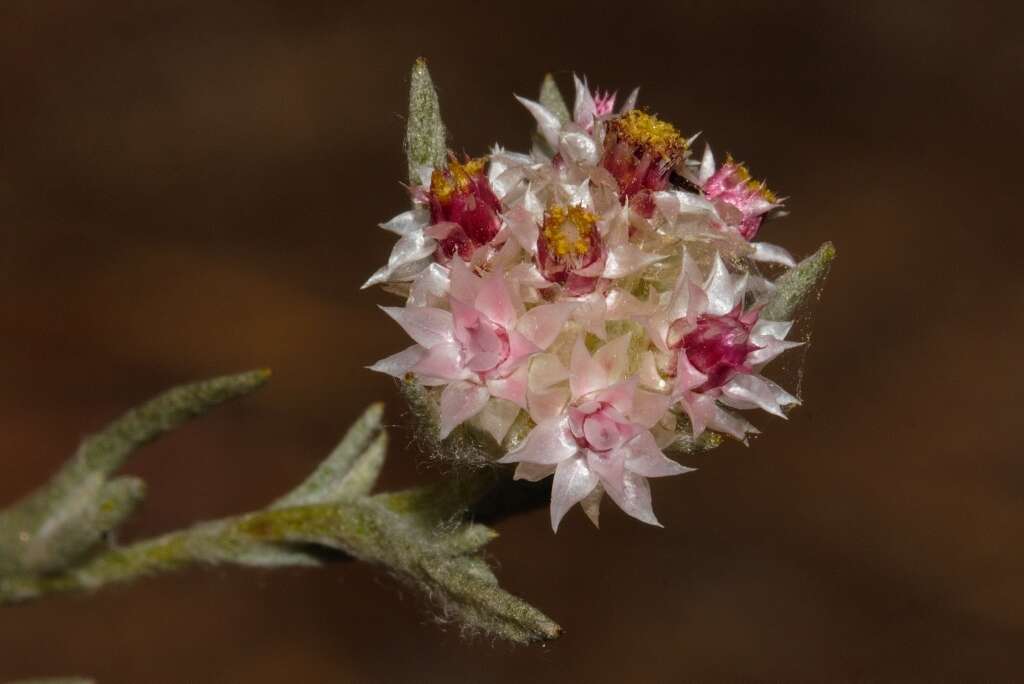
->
[[542, 204, 598, 258], [430, 156, 487, 204], [607, 110, 686, 159], [724, 154, 778, 203]]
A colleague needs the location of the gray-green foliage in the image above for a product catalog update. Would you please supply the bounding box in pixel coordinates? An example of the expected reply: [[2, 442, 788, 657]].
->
[[0, 370, 270, 575], [405, 57, 447, 183], [0, 373, 558, 644], [764, 241, 836, 321]]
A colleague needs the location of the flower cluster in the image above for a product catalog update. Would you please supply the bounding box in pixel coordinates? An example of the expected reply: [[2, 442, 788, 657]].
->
[[367, 75, 804, 531]]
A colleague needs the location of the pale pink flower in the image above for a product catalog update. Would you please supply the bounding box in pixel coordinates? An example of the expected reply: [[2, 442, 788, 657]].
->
[[644, 253, 801, 440], [506, 194, 665, 298], [499, 334, 691, 531], [363, 156, 507, 289], [370, 260, 572, 443], [600, 109, 690, 217], [697, 146, 782, 242], [516, 75, 637, 169]]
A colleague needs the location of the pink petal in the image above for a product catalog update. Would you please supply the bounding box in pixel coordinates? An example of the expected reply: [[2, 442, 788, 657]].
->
[[550, 456, 599, 532], [449, 297, 480, 346], [595, 461, 661, 528], [703, 254, 739, 316], [412, 342, 466, 381], [475, 273, 518, 329], [674, 352, 709, 392], [513, 461, 557, 482], [678, 392, 719, 439], [746, 338, 803, 367], [572, 74, 597, 128], [506, 205, 541, 253], [424, 221, 460, 240], [603, 244, 664, 279], [380, 208, 428, 236], [448, 258, 479, 305], [438, 381, 491, 439], [498, 416, 577, 466], [380, 306, 454, 349], [475, 397, 521, 445], [560, 130, 599, 165], [527, 385, 571, 424], [487, 365, 529, 408], [408, 263, 451, 308], [515, 95, 561, 148], [368, 344, 425, 379], [516, 302, 573, 349], [698, 144, 716, 184], [630, 388, 672, 429], [527, 352, 569, 392], [637, 350, 669, 391], [593, 378, 637, 416], [580, 486, 603, 528], [751, 241, 796, 267], [706, 404, 759, 442], [583, 411, 625, 452], [502, 330, 541, 371], [719, 374, 797, 418], [594, 333, 632, 383], [625, 431, 693, 478], [570, 335, 607, 399]]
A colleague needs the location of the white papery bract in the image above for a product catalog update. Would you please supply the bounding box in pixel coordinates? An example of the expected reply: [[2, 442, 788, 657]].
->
[[367, 73, 811, 531]]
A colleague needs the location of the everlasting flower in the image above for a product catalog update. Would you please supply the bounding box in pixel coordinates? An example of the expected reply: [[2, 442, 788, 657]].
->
[[366, 68, 831, 534], [601, 109, 688, 216], [536, 204, 605, 295], [370, 259, 571, 443], [425, 155, 503, 262], [698, 147, 782, 241], [645, 253, 802, 440], [500, 335, 691, 531]]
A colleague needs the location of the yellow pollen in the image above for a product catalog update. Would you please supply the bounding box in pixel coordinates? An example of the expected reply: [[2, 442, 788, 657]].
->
[[725, 154, 778, 204], [542, 204, 598, 258], [430, 156, 487, 203], [608, 110, 686, 159]]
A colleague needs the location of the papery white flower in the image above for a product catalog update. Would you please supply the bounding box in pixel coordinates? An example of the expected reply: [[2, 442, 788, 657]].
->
[[644, 253, 802, 440], [500, 335, 691, 531], [370, 259, 571, 443], [366, 70, 827, 533]]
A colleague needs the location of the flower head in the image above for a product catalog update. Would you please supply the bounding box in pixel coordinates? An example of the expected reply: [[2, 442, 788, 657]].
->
[[646, 253, 802, 440], [536, 204, 605, 295], [366, 69, 828, 534], [500, 335, 690, 531], [370, 260, 571, 443], [426, 155, 503, 262], [699, 150, 780, 241], [602, 110, 687, 215]]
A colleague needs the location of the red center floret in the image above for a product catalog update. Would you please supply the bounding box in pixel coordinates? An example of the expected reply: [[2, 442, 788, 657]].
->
[[427, 156, 503, 262]]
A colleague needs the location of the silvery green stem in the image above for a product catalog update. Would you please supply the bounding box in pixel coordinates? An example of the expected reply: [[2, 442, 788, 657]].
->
[[0, 376, 560, 645], [0, 371, 270, 575]]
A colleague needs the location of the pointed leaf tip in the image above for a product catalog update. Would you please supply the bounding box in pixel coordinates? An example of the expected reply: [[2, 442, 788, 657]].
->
[[406, 58, 447, 184], [763, 241, 836, 321]]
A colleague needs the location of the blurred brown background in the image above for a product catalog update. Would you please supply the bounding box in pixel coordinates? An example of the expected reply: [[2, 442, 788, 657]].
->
[[1, 1, 1022, 681]]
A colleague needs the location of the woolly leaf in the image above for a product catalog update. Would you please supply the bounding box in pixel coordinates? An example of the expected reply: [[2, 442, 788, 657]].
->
[[405, 58, 447, 184], [764, 241, 836, 321], [273, 403, 387, 507], [0, 371, 269, 574]]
